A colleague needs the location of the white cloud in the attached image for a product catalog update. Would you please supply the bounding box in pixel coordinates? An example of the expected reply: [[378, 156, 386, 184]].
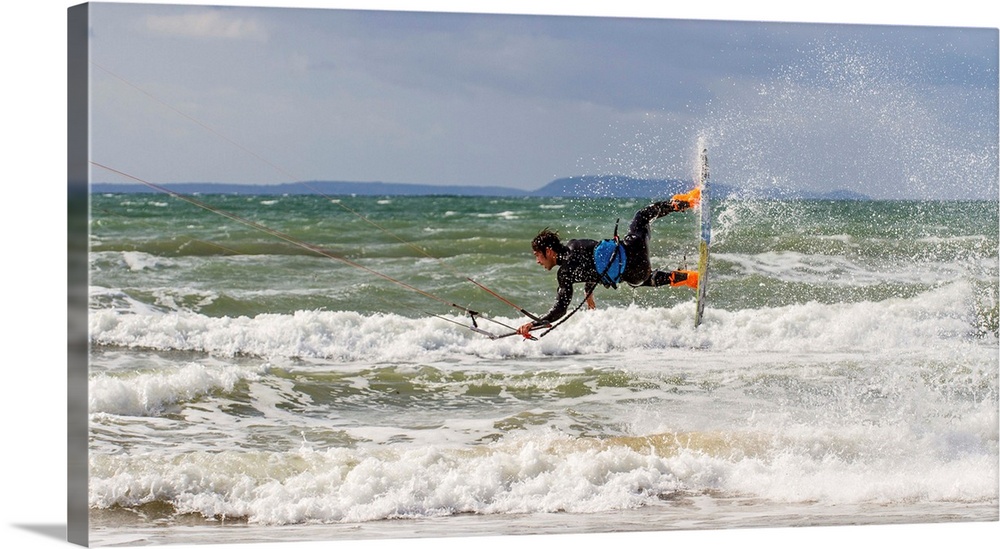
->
[[145, 9, 268, 41]]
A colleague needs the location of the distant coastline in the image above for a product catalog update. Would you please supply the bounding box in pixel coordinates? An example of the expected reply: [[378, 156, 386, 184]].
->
[[91, 175, 872, 200]]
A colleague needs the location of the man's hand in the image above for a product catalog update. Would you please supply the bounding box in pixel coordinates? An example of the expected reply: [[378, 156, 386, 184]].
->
[[586, 294, 596, 310], [517, 321, 535, 338]]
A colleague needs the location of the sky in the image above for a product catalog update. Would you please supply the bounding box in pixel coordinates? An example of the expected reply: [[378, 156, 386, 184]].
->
[[84, 2, 998, 200]]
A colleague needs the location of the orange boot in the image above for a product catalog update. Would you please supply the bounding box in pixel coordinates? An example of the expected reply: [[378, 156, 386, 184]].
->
[[672, 187, 701, 209], [668, 270, 699, 289]]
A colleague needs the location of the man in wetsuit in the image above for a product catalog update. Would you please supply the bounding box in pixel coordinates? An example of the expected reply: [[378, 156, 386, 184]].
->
[[516, 187, 701, 338]]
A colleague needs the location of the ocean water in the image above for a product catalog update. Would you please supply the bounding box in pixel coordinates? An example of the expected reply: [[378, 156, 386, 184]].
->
[[86, 192, 999, 546]]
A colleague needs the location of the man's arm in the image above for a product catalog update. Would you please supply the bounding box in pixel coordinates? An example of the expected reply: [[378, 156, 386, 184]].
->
[[534, 276, 574, 326], [584, 282, 597, 309], [517, 271, 574, 337]]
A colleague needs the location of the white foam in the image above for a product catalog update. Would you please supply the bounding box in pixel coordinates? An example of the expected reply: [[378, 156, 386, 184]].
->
[[704, 280, 981, 354], [475, 211, 520, 220], [89, 281, 989, 361], [85, 279, 997, 525], [90, 362, 266, 416], [121, 251, 166, 272], [88, 424, 998, 525]]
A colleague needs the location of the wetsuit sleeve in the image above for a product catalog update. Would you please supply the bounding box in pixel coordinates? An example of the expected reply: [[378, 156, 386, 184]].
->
[[533, 269, 574, 326]]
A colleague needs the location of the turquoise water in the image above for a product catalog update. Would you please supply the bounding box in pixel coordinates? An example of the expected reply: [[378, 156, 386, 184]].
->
[[86, 192, 998, 545], [90, 194, 999, 328]]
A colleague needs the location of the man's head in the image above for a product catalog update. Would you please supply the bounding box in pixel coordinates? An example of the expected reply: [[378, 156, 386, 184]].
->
[[531, 228, 563, 271]]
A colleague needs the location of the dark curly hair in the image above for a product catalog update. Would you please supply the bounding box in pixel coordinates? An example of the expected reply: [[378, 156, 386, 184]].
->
[[531, 227, 566, 254]]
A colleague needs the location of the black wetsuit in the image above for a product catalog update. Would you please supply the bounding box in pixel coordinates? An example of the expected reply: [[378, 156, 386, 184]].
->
[[531, 200, 685, 327]]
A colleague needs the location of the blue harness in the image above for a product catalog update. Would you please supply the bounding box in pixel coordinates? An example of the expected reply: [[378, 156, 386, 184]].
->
[[594, 238, 626, 288]]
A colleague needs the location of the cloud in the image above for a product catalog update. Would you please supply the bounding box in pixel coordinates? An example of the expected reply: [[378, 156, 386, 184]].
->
[[145, 9, 268, 41], [89, 4, 996, 198]]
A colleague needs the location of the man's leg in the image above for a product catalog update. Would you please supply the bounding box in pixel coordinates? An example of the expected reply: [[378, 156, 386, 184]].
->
[[637, 269, 699, 289], [621, 199, 690, 285], [625, 194, 696, 239]]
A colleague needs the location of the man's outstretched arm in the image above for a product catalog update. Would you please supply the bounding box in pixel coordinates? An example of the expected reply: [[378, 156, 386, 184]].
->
[[517, 280, 574, 337]]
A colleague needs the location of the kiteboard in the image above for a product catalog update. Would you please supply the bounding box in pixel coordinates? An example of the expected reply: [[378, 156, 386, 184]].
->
[[694, 146, 711, 327]]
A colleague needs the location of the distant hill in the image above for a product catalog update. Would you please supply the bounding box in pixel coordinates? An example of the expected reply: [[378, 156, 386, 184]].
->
[[90, 176, 720, 198], [91, 177, 870, 200]]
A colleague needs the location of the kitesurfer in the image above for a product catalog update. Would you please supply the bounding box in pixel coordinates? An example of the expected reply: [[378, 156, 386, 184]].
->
[[517, 187, 701, 338]]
